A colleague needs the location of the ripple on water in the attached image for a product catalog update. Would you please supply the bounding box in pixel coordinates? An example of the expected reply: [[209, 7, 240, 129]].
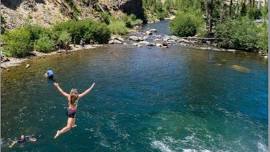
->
[[151, 140, 174, 152], [257, 142, 268, 152]]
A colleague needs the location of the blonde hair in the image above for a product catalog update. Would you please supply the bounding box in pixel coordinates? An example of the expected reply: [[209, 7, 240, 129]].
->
[[69, 89, 79, 105]]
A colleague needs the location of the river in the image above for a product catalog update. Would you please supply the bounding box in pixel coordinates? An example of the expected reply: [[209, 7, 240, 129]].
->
[[1, 21, 268, 152]]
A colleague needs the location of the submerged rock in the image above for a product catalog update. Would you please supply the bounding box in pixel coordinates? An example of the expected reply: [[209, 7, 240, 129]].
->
[[231, 65, 250, 73]]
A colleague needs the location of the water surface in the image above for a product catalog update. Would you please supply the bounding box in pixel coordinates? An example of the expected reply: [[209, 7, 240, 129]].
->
[[1, 22, 268, 152]]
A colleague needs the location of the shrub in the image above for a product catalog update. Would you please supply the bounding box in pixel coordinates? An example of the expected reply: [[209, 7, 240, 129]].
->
[[57, 31, 71, 49], [170, 11, 203, 37], [91, 23, 111, 44], [122, 14, 143, 28], [215, 17, 261, 51], [108, 19, 128, 35], [3, 27, 32, 57], [53, 19, 111, 44], [34, 35, 55, 53], [248, 8, 262, 20], [100, 12, 111, 25], [257, 23, 268, 52], [24, 24, 48, 41]]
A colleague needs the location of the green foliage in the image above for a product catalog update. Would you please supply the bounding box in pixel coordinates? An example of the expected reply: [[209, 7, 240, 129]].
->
[[215, 17, 263, 51], [248, 8, 262, 19], [64, 0, 80, 18], [24, 24, 48, 41], [257, 23, 268, 52], [3, 27, 32, 57], [143, 0, 169, 21], [108, 19, 128, 35], [57, 31, 71, 48], [122, 14, 143, 28], [170, 11, 204, 37], [34, 35, 55, 53], [100, 12, 111, 25], [53, 19, 111, 44]]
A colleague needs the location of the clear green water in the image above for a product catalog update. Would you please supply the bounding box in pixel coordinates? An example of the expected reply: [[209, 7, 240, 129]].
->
[[1, 23, 268, 152]]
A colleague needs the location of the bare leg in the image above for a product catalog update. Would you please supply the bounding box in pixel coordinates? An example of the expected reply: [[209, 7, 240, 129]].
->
[[54, 118, 74, 139], [72, 118, 77, 128], [9, 141, 17, 148]]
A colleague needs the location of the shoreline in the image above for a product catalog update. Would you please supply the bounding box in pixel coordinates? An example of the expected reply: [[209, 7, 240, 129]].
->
[[1, 44, 102, 69], [1, 42, 266, 70]]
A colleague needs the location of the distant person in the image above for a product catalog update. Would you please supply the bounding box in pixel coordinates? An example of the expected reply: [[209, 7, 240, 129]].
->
[[9, 135, 37, 148], [53, 82, 95, 139], [80, 38, 85, 47], [44, 69, 54, 81]]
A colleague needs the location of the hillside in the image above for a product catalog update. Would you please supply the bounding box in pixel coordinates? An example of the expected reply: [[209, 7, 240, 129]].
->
[[1, 0, 146, 30]]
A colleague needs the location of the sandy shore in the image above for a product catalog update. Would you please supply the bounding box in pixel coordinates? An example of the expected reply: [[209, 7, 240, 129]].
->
[[1, 44, 102, 69]]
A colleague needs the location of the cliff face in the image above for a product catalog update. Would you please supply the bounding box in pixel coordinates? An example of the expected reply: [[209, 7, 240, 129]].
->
[[1, 0, 146, 29]]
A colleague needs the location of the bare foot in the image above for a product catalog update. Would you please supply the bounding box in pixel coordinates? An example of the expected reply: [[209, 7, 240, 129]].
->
[[54, 130, 61, 139], [72, 124, 77, 128]]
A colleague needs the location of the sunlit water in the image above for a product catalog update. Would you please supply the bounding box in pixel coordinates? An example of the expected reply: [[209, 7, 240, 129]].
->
[[1, 21, 268, 152]]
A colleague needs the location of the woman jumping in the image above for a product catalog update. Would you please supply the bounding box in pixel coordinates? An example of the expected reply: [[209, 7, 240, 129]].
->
[[53, 82, 95, 139]]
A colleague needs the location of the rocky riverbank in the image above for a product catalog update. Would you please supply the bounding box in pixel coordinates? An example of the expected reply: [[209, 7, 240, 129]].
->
[[1, 25, 267, 70], [109, 28, 268, 57], [1, 44, 102, 69]]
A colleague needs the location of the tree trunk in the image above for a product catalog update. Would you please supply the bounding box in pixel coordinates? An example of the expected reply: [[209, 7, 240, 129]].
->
[[220, 0, 225, 21], [230, 0, 233, 16]]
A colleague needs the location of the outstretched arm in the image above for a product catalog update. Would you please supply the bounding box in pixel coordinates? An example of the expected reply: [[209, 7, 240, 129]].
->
[[54, 83, 69, 97], [79, 82, 95, 98]]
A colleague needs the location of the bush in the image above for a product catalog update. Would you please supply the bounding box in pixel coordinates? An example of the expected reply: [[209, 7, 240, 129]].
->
[[108, 19, 128, 35], [57, 31, 71, 49], [248, 8, 262, 20], [170, 11, 203, 37], [100, 12, 111, 25], [257, 23, 268, 52], [3, 27, 32, 57], [215, 17, 261, 51], [34, 35, 55, 53], [122, 14, 143, 28], [53, 19, 111, 44]]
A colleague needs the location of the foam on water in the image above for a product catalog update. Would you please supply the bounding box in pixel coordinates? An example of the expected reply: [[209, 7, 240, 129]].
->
[[257, 142, 268, 152], [151, 140, 174, 152]]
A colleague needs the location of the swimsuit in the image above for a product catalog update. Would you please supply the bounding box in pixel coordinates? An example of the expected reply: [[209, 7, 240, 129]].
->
[[66, 108, 77, 118]]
